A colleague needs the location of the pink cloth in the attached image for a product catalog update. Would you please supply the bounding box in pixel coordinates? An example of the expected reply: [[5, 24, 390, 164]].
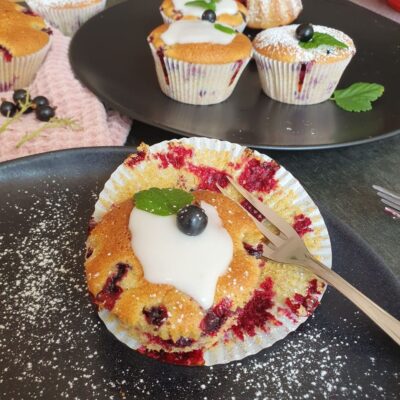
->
[[0, 29, 131, 163], [350, 0, 400, 23]]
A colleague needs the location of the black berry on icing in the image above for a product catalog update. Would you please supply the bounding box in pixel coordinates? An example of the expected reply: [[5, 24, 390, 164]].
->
[[33, 96, 50, 108], [296, 23, 314, 43], [0, 101, 17, 117], [202, 9, 217, 23], [177, 204, 208, 236], [36, 105, 55, 122]]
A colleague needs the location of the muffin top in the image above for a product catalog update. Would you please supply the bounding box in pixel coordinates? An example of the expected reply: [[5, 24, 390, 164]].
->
[[148, 20, 252, 64], [26, 0, 102, 8], [0, 0, 50, 58], [86, 190, 264, 342], [253, 24, 356, 63], [160, 0, 247, 28]]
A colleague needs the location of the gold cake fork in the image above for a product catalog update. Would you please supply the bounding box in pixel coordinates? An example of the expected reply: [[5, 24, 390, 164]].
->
[[218, 177, 400, 346]]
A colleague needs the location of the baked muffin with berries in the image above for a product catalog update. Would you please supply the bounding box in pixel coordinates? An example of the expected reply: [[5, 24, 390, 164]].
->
[[239, 0, 302, 29], [0, 0, 52, 91], [253, 23, 356, 105], [25, 0, 106, 37], [160, 0, 248, 32], [86, 189, 266, 357], [148, 20, 252, 105], [85, 139, 329, 366]]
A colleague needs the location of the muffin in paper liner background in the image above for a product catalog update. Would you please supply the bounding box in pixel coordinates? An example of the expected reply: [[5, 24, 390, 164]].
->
[[26, 0, 106, 37], [86, 137, 332, 366]]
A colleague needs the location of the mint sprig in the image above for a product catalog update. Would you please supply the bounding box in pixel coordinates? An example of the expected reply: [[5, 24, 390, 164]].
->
[[185, 0, 220, 12], [214, 23, 236, 34], [299, 32, 348, 50], [331, 83, 384, 112], [134, 188, 194, 216]]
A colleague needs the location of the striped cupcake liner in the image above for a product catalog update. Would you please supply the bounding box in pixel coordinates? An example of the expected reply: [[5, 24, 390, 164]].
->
[[0, 38, 51, 92], [149, 44, 250, 105], [92, 137, 332, 366], [160, 10, 247, 32], [26, 0, 106, 37], [253, 51, 353, 105]]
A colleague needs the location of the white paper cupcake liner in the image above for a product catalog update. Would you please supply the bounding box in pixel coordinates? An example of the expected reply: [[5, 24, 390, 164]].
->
[[91, 137, 332, 366], [26, 0, 106, 37], [0, 38, 51, 92], [253, 51, 353, 105], [149, 44, 250, 105], [160, 10, 247, 33]]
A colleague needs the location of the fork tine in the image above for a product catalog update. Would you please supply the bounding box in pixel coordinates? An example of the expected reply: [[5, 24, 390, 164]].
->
[[226, 176, 297, 237], [377, 192, 400, 209], [260, 243, 275, 259], [373, 185, 400, 201], [381, 198, 400, 213], [216, 183, 284, 246]]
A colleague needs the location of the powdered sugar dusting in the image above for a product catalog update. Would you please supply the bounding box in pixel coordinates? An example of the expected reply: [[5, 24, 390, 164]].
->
[[253, 24, 355, 62]]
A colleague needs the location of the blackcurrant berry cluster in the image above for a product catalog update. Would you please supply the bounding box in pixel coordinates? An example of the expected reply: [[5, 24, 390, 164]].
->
[[0, 89, 56, 122]]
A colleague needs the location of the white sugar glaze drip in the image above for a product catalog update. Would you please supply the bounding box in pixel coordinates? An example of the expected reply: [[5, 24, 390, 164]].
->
[[129, 201, 233, 310], [161, 20, 236, 45], [172, 0, 238, 17]]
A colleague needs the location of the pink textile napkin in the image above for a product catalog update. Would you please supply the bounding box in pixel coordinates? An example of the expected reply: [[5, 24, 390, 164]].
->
[[350, 0, 400, 23], [0, 29, 131, 163]]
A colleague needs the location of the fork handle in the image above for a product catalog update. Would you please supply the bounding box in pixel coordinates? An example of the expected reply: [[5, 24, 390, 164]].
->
[[304, 256, 400, 346]]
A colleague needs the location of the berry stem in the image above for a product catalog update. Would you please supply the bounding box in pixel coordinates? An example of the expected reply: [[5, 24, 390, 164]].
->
[[0, 99, 33, 135], [15, 117, 81, 148]]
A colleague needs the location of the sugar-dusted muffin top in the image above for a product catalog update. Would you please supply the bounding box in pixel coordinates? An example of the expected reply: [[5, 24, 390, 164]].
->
[[160, 0, 248, 28], [0, 0, 50, 58], [253, 24, 356, 64], [26, 0, 102, 9], [148, 20, 252, 64], [85, 190, 264, 344]]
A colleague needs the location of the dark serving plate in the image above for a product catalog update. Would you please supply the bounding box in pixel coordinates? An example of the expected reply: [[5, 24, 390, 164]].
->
[[69, 0, 400, 150], [0, 147, 399, 399]]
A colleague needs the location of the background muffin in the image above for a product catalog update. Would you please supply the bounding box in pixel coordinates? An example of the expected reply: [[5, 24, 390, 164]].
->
[[26, 0, 106, 37], [239, 0, 302, 29], [0, 0, 52, 91], [253, 24, 356, 105], [160, 0, 248, 32], [148, 20, 252, 105]]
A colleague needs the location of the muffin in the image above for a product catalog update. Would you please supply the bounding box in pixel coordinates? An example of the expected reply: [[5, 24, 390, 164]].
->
[[253, 24, 356, 105], [25, 0, 106, 37], [239, 0, 302, 29], [160, 0, 248, 32], [0, 0, 52, 91], [148, 20, 252, 105], [85, 138, 330, 366]]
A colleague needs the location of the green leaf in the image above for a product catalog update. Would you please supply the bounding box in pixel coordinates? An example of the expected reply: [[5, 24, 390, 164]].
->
[[185, 0, 216, 11], [134, 188, 194, 216], [214, 23, 236, 34], [332, 82, 385, 112], [299, 32, 348, 50]]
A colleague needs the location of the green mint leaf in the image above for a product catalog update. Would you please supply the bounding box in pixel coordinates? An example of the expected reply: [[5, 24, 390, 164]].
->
[[299, 32, 348, 50], [332, 82, 384, 112], [185, 0, 216, 11], [134, 188, 194, 216], [214, 23, 236, 34]]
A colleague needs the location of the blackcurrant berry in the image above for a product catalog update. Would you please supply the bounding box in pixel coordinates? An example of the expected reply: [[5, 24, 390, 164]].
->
[[177, 204, 208, 236], [296, 23, 314, 43], [32, 96, 49, 108], [202, 9, 217, 23], [13, 89, 30, 105], [0, 101, 17, 117], [35, 105, 55, 122]]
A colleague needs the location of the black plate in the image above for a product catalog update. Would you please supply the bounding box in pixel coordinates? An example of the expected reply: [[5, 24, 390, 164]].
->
[[69, 0, 400, 150], [0, 148, 399, 399]]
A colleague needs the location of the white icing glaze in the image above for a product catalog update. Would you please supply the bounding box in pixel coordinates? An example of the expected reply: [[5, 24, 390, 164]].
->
[[254, 24, 355, 62], [129, 201, 233, 310], [161, 20, 236, 45], [172, 0, 238, 17]]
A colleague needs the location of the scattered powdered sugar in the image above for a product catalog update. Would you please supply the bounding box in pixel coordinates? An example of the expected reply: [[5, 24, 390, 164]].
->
[[253, 25, 355, 62], [26, 0, 94, 7], [0, 180, 398, 399]]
